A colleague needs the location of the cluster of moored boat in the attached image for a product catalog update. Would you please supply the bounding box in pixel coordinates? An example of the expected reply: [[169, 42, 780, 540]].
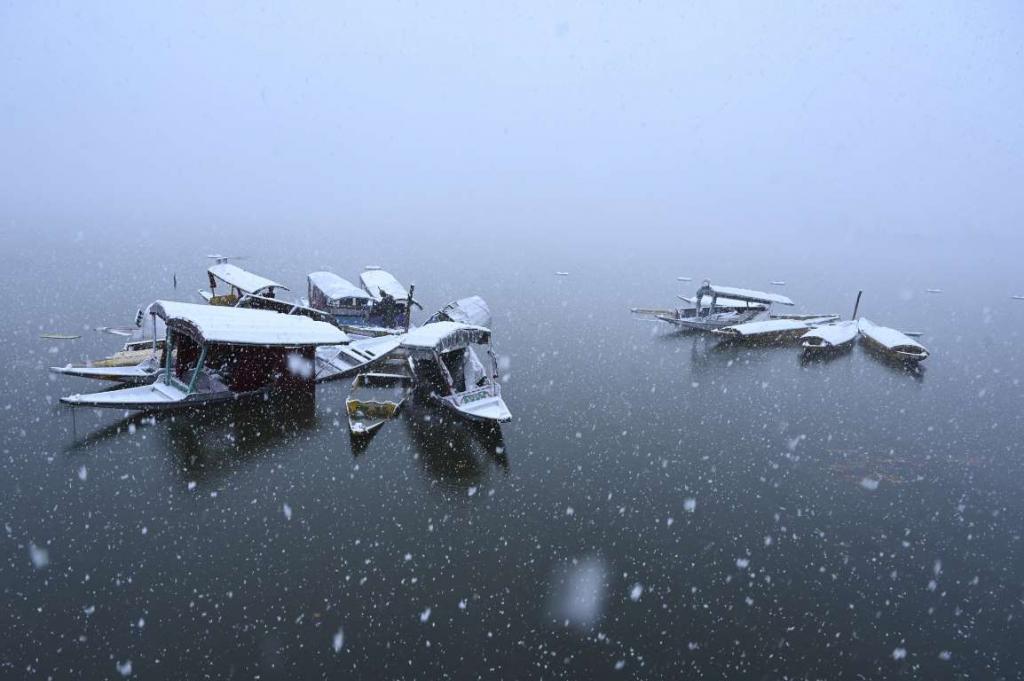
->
[[633, 281, 930, 363], [52, 258, 512, 439]]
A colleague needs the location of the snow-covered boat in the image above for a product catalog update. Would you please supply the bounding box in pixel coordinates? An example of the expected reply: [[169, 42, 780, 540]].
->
[[198, 258, 289, 306], [358, 268, 421, 330], [644, 281, 795, 333], [306, 271, 380, 327], [314, 334, 404, 382], [346, 360, 413, 437], [61, 301, 348, 410], [800, 320, 860, 353], [712, 315, 839, 343], [858, 318, 929, 363], [399, 322, 511, 424]]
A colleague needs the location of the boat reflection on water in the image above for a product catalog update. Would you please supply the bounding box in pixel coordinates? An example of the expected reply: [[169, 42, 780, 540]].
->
[[399, 401, 509, 491], [65, 393, 320, 482]]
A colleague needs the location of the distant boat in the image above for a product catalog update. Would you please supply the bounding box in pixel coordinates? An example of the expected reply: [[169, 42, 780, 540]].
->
[[926, 288, 942, 294], [1013, 295, 1024, 301], [676, 276, 692, 282], [858, 318, 929, 363], [646, 281, 795, 333], [40, 333, 80, 340], [555, 271, 569, 276], [770, 281, 786, 286]]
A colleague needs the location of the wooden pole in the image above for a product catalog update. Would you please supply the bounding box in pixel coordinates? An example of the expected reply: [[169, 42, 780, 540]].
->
[[405, 284, 415, 332], [852, 290, 863, 320]]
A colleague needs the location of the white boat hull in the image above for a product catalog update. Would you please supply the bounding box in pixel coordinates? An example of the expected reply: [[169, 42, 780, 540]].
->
[[438, 393, 512, 424], [61, 381, 266, 411]]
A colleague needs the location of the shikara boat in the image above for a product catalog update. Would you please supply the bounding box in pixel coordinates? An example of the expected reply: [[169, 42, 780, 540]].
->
[[359, 268, 422, 329], [712, 315, 839, 343], [346, 360, 413, 436], [399, 322, 511, 424], [306, 271, 379, 326], [858, 318, 929, 363], [198, 259, 289, 306], [61, 301, 347, 410], [647, 281, 795, 332]]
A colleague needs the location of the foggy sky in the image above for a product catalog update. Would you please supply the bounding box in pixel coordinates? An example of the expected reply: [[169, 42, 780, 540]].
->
[[2, 2, 1022, 238]]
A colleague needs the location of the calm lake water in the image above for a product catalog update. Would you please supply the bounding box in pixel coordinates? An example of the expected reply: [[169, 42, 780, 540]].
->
[[2, 224, 1023, 679]]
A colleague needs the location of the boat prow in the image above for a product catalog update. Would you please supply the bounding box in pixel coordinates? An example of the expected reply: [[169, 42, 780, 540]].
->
[[448, 393, 512, 424], [50, 363, 159, 385]]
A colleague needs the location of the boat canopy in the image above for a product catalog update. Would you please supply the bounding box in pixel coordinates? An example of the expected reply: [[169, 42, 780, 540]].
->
[[679, 295, 767, 309], [308, 272, 375, 302], [696, 283, 793, 306], [400, 321, 490, 354], [209, 263, 289, 296], [425, 296, 492, 328], [360, 269, 408, 301], [151, 301, 348, 347]]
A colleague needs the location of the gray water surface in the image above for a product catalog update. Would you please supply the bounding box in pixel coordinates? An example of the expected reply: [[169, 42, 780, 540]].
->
[[2, 226, 1023, 679]]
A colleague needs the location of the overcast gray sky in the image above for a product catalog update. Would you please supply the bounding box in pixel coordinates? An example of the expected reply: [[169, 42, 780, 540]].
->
[[2, 2, 1022, 239]]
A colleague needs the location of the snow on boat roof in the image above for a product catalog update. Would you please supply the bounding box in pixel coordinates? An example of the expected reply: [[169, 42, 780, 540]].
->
[[360, 269, 408, 300], [400, 321, 490, 352], [858, 318, 926, 351], [718, 318, 828, 336], [209, 263, 289, 294], [699, 284, 793, 306], [427, 296, 492, 328], [802, 320, 858, 344], [308, 271, 375, 301], [151, 301, 349, 346]]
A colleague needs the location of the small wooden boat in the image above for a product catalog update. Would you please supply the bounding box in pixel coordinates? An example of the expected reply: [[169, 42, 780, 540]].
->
[[800, 320, 859, 353], [858, 318, 929, 363], [346, 362, 413, 436], [712, 316, 838, 343]]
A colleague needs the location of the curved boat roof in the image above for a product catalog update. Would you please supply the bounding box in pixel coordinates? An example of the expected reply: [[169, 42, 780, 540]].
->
[[360, 269, 408, 300], [697, 283, 793, 306], [209, 263, 289, 295], [400, 321, 490, 353], [426, 296, 492, 328], [151, 300, 348, 347], [308, 271, 375, 301]]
